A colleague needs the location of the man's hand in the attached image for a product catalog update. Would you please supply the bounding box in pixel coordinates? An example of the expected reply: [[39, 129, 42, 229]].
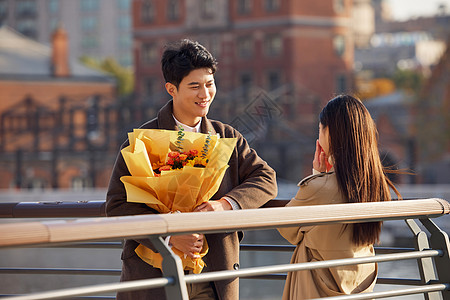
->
[[170, 234, 204, 259], [171, 199, 231, 258], [193, 198, 232, 212]]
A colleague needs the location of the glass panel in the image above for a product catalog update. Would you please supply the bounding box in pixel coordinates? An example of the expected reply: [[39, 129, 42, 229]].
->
[[264, 0, 280, 12], [167, 0, 180, 21], [142, 43, 158, 64], [117, 0, 130, 10], [333, 35, 346, 56], [48, 0, 59, 14], [336, 74, 346, 93], [118, 15, 131, 29], [237, 0, 251, 15], [237, 36, 253, 58], [16, 0, 37, 16], [264, 34, 282, 57], [201, 0, 214, 19], [81, 16, 98, 31], [81, 0, 99, 11], [141, 0, 155, 23]]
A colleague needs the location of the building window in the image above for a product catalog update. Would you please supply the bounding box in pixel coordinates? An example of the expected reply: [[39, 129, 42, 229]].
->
[[0, 0, 7, 19], [143, 77, 157, 96], [81, 35, 99, 49], [167, 0, 180, 21], [26, 178, 47, 190], [118, 35, 132, 49], [336, 74, 346, 93], [81, 0, 99, 11], [333, 0, 345, 13], [72, 177, 92, 190], [237, 0, 251, 15], [240, 73, 253, 96], [141, 0, 155, 23], [119, 53, 133, 67], [210, 36, 221, 57], [267, 71, 281, 90], [116, 0, 130, 10], [48, 0, 59, 14], [264, 34, 282, 57], [142, 42, 158, 64], [118, 15, 131, 30], [81, 16, 98, 32], [15, 0, 37, 18], [264, 0, 280, 12], [49, 18, 59, 32], [236, 36, 253, 58], [201, 0, 215, 19], [333, 34, 345, 56], [16, 19, 37, 38]]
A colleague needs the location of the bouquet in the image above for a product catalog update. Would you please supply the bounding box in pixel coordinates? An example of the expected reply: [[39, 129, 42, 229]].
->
[[120, 127, 237, 273]]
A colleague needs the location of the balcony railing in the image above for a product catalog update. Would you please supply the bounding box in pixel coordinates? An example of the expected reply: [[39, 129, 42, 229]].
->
[[0, 198, 449, 299]]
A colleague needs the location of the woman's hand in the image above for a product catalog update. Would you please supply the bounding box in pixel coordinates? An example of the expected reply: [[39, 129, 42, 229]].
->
[[313, 140, 332, 172]]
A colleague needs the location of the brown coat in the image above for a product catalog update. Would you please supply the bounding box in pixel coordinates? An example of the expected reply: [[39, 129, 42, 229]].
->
[[277, 171, 377, 300], [106, 100, 277, 300]]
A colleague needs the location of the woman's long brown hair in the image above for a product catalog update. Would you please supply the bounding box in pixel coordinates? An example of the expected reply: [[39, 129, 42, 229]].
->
[[319, 95, 401, 246]]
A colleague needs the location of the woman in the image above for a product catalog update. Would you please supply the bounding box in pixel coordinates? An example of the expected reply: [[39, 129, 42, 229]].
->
[[278, 95, 401, 299]]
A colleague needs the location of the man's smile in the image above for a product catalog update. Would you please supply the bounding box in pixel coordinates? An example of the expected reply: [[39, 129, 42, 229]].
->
[[195, 101, 210, 107]]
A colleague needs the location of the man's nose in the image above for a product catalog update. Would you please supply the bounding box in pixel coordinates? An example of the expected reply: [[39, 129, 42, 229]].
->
[[198, 86, 209, 99]]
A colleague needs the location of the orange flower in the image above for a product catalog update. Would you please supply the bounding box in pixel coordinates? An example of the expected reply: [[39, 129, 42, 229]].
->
[[159, 165, 172, 172], [168, 151, 179, 159]]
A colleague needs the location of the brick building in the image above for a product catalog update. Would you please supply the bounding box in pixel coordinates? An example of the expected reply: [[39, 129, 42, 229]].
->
[[132, 0, 354, 180], [414, 38, 450, 184], [0, 26, 118, 189]]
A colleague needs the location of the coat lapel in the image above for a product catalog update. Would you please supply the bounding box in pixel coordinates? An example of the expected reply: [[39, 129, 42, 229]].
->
[[156, 100, 178, 130]]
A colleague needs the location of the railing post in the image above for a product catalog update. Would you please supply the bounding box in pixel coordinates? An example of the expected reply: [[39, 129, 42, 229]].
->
[[420, 219, 450, 300], [150, 236, 189, 300], [406, 219, 440, 300]]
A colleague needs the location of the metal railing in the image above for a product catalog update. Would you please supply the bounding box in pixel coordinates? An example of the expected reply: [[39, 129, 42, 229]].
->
[[0, 198, 449, 300]]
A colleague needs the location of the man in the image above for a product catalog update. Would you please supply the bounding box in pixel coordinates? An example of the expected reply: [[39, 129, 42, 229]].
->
[[106, 39, 277, 300]]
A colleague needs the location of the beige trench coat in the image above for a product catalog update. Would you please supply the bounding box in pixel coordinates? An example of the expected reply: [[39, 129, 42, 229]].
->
[[278, 171, 377, 299]]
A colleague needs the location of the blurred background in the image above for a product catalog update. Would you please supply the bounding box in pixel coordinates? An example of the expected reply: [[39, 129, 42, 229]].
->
[[0, 0, 449, 189], [0, 0, 449, 298]]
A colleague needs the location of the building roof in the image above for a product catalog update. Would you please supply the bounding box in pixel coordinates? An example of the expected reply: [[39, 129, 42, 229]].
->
[[0, 26, 114, 82], [364, 91, 414, 136]]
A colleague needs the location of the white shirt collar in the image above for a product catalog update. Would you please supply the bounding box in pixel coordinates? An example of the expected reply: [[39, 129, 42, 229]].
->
[[172, 114, 202, 133]]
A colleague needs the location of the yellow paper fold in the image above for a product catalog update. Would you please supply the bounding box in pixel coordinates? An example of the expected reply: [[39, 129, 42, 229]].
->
[[120, 129, 237, 273], [135, 239, 209, 274]]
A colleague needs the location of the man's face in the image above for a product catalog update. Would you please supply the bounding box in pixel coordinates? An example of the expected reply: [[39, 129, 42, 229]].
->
[[166, 68, 216, 127]]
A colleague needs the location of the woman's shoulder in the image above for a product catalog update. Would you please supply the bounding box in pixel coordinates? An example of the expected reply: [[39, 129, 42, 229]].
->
[[298, 171, 336, 188], [292, 171, 339, 203]]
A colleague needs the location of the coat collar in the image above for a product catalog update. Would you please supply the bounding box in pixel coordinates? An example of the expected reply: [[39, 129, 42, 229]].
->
[[157, 100, 217, 135]]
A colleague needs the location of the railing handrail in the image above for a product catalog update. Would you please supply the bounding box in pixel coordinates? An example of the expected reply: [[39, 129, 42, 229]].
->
[[0, 200, 107, 218], [0, 197, 436, 219], [0, 198, 448, 248], [0, 199, 290, 218]]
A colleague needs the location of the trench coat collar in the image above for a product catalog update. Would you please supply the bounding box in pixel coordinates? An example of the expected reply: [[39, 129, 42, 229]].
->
[[157, 100, 217, 135]]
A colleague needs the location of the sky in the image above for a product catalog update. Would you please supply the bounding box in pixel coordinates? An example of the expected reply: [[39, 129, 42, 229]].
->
[[387, 0, 450, 20]]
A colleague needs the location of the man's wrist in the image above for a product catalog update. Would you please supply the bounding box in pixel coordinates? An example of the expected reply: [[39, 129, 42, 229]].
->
[[222, 196, 240, 210]]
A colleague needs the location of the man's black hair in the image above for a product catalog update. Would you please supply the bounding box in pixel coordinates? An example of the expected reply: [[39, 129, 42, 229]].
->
[[161, 39, 218, 88]]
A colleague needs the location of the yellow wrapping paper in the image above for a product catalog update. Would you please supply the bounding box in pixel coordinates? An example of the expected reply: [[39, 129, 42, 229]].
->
[[120, 129, 237, 274]]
